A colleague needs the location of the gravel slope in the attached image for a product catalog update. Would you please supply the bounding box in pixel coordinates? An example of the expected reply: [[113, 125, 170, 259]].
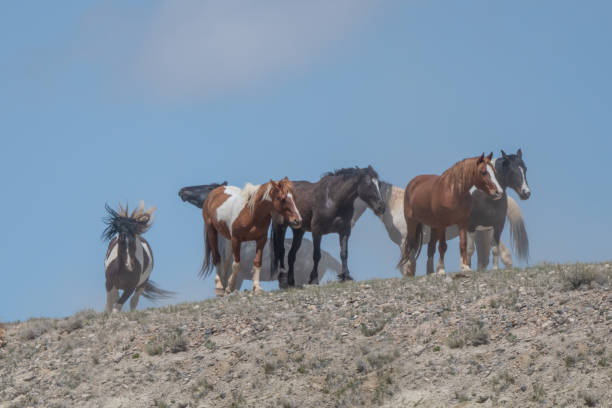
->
[[1, 263, 611, 408]]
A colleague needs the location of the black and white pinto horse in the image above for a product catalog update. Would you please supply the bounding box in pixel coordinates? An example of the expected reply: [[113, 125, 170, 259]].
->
[[352, 149, 530, 273], [271, 166, 385, 287], [179, 183, 341, 295], [103, 202, 172, 312]]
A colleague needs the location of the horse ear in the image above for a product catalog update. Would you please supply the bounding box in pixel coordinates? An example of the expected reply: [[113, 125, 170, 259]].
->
[[487, 152, 493, 161], [517, 148, 522, 158], [270, 179, 281, 190], [477, 153, 485, 163], [501, 150, 507, 158]]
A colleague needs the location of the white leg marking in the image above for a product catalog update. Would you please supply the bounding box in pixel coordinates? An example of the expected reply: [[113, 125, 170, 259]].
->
[[436, 258, 445, 275], [499, 241, 513, 267], [252, 266, 262, 293], [226, 261, 240, 294]]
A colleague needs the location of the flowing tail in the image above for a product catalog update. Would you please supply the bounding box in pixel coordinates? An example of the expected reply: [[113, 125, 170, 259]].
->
[[200, 224, 215, 278], [320, 251, 342, 280], [506, 196, 529, 262], [397, 223, 423, 269], [142, 280, 175, 301]]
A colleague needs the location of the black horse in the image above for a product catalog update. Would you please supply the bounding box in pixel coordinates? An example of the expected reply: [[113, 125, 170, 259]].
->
[[467, 148, 531, 269], [271, 166, 385, 287]]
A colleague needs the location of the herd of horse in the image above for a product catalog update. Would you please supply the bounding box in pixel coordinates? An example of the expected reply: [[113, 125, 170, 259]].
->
[[103, 149, 530, 312]]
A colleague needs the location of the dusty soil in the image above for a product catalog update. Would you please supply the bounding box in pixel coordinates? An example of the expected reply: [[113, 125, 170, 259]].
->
[[1, 263, 611, 408]]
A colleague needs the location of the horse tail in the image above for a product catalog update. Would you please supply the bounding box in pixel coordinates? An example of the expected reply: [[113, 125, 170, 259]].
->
[[322, 251, 342, 276], [200, 223, 215, 278], [506, 196, 529, 262], [397, 222, 423, 268], [142, 280, 175, 301]]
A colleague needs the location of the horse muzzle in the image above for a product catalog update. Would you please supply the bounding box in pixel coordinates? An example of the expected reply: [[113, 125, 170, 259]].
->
[[373, 203, 385, 216], [290, 219, 302, 229], [520, 189, 531, 200]]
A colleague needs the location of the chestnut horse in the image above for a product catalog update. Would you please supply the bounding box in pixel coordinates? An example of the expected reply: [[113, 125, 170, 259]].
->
[[201, 178, 301, 294], [399, 153, 504, 276]]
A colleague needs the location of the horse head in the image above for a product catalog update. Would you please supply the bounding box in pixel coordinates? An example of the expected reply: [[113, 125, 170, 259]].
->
[[356, 165, 385, 215], [474, 153, 504, 200], [269, 177, 302, 229], [499, 149, 531, 200]]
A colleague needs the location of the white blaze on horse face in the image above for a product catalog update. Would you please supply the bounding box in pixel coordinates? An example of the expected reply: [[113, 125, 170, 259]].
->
[[487, 164, 503, 196], [519, 167, 530, 195], [287, 193, 302, 223], [216, 186, 244, 236], [372, 178, 383, 202]]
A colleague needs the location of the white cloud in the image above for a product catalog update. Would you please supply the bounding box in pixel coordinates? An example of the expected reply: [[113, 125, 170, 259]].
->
[[76, 0, 375, 100]]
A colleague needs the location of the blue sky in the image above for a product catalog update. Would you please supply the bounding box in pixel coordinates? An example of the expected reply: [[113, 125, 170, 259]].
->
[[2, 1, 611, 322]]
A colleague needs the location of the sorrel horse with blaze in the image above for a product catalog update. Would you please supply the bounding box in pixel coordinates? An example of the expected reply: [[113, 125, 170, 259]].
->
[[200, 178, 301, 294], [399, 153, 504, 276]]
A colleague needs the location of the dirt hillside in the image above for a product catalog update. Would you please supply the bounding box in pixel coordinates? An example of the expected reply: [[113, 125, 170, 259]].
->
[[1, 263, 611, 408]]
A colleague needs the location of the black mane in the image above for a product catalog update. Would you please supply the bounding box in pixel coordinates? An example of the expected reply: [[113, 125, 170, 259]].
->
[[322, 166, 379, 180], [102, 204, 150, 241]]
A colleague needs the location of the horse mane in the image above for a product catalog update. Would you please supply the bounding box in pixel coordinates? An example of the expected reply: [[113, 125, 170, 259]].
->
[[322, 166, 379, 180], [102, 203, 154, 241], [440, 157, 478, 193], [242, 183, 273, 213]]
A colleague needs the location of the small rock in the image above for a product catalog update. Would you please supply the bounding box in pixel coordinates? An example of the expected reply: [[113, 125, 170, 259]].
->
[[477, 395, 489, 403], [520, 385, 527, 392]]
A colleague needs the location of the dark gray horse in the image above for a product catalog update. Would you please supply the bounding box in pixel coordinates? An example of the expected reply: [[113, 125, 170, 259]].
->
[[467, 148, 530, 269], [271, 166, 385, 287], [178, 183, 341, 295]]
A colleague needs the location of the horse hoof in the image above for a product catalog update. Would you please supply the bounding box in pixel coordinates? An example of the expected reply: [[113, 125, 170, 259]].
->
[[460, 264, 472, 273], [253, 286, 263, 294], [339, 274, 354, 282], [437, 269, 446, 275]]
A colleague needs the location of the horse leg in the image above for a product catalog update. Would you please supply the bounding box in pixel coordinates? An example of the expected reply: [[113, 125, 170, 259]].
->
[[287, 228, 305, 287], [105, 286, 119, 313], [338, 229, 353, 282], [458, 227, 471, 272], [466, 230, 475, 269], [129, 286, 145, 311], [474, 230, 491, 270], [491, 227, 503, 270], [274, 224, 289, 288], [308, 232, 322, 285], [215, 239, 232, 296], [403, 219, 420, 277], [251, 236, 266, 294], [437, 233, 448, 274], [426, 228, 438, 275], [226, 238, 241, 294], [498, 240, 513, 268]]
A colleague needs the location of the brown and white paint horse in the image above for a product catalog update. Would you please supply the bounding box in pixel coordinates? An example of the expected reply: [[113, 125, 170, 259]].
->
[[103, 202, 172, 312], [201, 178, 301, 294], [399, 153, 504, 276]]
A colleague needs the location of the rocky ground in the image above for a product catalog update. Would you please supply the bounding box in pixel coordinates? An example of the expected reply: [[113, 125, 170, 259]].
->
[[1, 263, 611, 408]]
